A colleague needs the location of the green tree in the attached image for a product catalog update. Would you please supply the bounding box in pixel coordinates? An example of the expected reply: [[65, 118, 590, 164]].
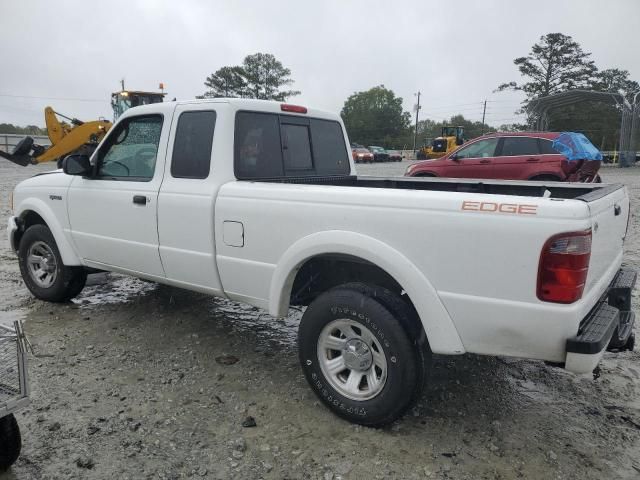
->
[[341, 85, 411, 147], [0, 123, 46, 135], [241, 53, 300, 101], [497, 33, 597, 102], [201, 66, 247, 98], [592, 68, 639, 102], [498, 123, 529, 133], [201, 53, 300, 101]]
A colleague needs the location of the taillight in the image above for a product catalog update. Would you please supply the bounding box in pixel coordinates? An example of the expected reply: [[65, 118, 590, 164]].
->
[[281, 104, 307, 114], [537, 230, 592, 303]]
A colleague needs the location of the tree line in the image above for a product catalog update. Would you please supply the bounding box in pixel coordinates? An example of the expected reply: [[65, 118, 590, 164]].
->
[[496, 32, 639, 150], [3, 37, 636, 151], [0, 124, 47, 135]]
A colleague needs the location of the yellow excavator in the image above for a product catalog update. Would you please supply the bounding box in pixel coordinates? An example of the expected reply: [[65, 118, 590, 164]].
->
[[417, 126, 465, 160], [0, 88, 165, 167]]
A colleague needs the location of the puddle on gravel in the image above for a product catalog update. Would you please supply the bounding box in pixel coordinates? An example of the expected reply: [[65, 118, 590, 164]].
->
[[73, 273, 159, 307], [0, 309, 26, 328], [208, 298, 303, 348]]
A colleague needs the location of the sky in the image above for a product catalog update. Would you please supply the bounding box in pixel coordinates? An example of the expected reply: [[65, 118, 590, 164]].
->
[[1, 0, 639, 128]]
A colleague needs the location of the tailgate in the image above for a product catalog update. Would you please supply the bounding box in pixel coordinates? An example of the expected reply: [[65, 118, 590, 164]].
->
[[583, 185, 630, 296]]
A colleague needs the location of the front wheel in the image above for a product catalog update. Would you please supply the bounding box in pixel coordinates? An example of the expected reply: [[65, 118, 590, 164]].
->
[[0, 414, 21, 472], [18, 224, 87, 302], [298, 284, 425, 426]]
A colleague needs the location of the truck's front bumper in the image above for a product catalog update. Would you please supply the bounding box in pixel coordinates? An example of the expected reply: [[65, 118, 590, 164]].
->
[[565, 268, 636, 373]]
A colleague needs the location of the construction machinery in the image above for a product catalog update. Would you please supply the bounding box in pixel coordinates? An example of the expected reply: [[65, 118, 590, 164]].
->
[[111, 88, 165, 121], [0, 86, 165, 167], [417, 126, 465, 160]]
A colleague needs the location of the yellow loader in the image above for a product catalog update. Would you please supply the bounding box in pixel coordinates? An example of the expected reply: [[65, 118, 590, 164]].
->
[[417, 126, 465, 160], [0, 89, 165, 167]]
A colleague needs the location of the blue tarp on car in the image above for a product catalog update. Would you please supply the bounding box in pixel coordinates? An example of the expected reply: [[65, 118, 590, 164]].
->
[[552, 132, 603, 162]]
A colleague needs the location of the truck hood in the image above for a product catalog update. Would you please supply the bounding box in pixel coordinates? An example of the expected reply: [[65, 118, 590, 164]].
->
[[15, 169, 73, 191]]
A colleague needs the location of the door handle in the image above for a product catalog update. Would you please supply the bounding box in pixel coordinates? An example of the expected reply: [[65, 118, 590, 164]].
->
[[614, 204, 621, 216], [133, 195, 147, 205], [526, 157, 540, 162], [479, 159, 491, 164]]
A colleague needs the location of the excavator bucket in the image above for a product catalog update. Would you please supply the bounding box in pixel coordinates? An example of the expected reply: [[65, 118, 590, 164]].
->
[[0, 150, 33, 167], [0, 137, 37, 166]]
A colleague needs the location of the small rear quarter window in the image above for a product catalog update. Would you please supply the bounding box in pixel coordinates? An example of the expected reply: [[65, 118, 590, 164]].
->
[[171, 110, 216, 179]]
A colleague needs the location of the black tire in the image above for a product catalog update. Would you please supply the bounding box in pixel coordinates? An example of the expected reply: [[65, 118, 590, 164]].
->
[[339, 282, 430, 381], [18, 224, 87, 302], [298, 284, 426, 426], [415, 173, 436, 178], [0, 414, 21, 472]]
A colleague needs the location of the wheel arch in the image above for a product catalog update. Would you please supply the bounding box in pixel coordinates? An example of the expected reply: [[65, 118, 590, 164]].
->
[[269, 231, 465, 355], [412, 171, 438, 177], [14, 199, 81, 265]]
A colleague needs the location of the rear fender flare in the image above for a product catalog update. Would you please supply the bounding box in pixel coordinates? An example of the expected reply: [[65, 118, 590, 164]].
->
[[269, 230, 465, 355]]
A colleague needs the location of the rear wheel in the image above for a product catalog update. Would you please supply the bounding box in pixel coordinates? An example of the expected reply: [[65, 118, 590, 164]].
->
[[298, 284, 427, 426], [0, 414, 21, 472], [18, 224, 87, 302]]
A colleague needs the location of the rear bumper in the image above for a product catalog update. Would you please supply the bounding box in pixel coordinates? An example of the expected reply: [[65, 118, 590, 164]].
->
[[565, 268, 636, 373]]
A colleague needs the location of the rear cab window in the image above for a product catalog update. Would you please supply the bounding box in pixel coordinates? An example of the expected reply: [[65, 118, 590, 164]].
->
[[234, 111, 350, 179]]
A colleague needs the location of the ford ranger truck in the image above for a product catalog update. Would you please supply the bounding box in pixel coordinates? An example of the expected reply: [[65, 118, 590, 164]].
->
[[8, 99, 636, 426]]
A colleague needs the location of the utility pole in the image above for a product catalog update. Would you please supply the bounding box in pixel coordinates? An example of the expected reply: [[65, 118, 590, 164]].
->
[[413, 91, 421, 154], [481, 99, 487, 134]]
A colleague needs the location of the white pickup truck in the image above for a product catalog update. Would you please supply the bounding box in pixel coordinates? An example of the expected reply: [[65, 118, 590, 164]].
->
[[8, 99, 636, 426]]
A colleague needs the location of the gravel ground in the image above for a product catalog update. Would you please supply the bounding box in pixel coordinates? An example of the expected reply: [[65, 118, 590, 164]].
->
[[0, 160, 639, 480]]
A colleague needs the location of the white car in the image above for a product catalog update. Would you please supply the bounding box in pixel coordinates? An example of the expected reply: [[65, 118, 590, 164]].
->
[[8, 98, 636, 426]]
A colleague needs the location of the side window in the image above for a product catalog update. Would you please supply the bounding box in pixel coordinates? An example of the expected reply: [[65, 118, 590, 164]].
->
[[539, 138, 559, 155], [310, 119, 350, 175], [171, 111, 216, 179], [500, 137, 541, 156], [282, 123, 313, 171], [455, 138, 498, 159], [234, 112, 350, 179], [98, 115, 163, 180], [234, 112, 284, 179]]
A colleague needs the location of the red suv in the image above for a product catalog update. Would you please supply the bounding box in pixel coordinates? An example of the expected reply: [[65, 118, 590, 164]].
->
[[405, 132, 588, 181]]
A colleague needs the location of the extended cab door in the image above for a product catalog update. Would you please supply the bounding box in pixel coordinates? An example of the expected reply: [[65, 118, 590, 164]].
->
[[442, 137, 498, 179], [157, 105, 223, 293], [67, 114, 167, 277]]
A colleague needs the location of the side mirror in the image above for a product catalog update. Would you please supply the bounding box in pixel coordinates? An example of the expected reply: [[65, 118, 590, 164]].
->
[[450, 154, 460, 162], [62, 154, 92, 176]]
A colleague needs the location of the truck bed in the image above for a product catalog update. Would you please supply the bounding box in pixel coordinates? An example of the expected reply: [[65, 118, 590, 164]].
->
[[257, 174, 621, 201]]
